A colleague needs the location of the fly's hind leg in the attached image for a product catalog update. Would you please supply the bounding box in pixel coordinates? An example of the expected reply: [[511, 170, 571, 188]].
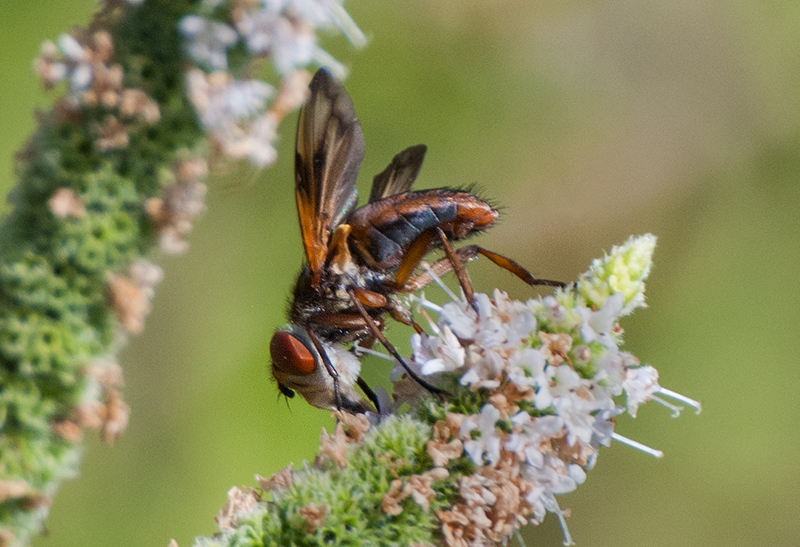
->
[[401, 245, 568, 293], [435, 227, 475, 303], [473, 247, 568, 288], [355, 376, 381, 414]]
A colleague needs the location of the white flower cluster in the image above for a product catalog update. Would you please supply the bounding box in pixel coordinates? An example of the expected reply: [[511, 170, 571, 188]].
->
[[185, 70, 280, 166], [180, 0, 364, 167], [405, 234, 700, 543], [34, 33, 99, 94]]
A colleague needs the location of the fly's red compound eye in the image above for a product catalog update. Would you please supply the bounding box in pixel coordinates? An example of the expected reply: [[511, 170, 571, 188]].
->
[[270, 331, 316, 375]]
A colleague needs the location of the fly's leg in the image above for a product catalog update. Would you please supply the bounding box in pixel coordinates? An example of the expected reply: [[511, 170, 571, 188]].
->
[[305, 328, 344, 411], [435, 227, 475, 304], [352, 287, 424, 334], [474, 247, 567, 288], [391, 230, 436, 289], [388, 227, 476, 308], [401, 245, 568, 293], [307, 312, 382, 413], [388, 300, 425, 334], [347, 289, 446, 397], [355, 376, 381, 414], [400, 246, 480, 293]]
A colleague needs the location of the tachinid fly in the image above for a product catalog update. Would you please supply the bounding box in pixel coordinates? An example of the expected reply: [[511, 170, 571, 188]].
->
[[270, 69, 562, 413]]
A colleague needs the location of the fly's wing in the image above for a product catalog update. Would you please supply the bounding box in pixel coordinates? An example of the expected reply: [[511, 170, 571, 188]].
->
[[368, 144, 427, 203], [295, 68, 365, 286]]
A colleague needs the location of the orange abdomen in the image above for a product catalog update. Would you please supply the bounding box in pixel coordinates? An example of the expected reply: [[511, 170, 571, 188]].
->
[[347, 189, 498, 268]]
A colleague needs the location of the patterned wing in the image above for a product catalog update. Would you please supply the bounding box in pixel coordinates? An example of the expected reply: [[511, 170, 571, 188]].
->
[[295, 68, 365, 286], [368, 144, 427, 203]]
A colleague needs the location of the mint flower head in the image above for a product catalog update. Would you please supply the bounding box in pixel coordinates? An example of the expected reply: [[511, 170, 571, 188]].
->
[[188, 234, 700, 547], [179, 0, 366, 167]]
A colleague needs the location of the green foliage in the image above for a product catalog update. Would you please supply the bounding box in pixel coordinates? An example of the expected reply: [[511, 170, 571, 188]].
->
[[261, 416, 441, 547], [50, 164, 146, 274]]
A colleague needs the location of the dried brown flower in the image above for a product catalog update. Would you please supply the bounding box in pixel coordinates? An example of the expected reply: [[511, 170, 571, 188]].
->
[[427, 423, 464, 467], [298, 502, 330, 533], [146, 158, 208, 254], [539, 332, 573, 366], [437, 507, 473, 547], [69, 385, 130, 444], [0, 481, 29, 503], [52, 420, 83, 442], [333, 410, 371, 442], [48, 188, 86, 219], [435, 451, 535, 546], [0, 528, 16, 547], [100, 388, 130, 444], [407, 468, 449, 512], [108, 261, 163, 334], [108, 275, 148, 333], [318, 422, 348, 468], [216, 486, 259, 531], [256, 465, 293, 492], [380, 479, 407, 516], [269, 69, 310, 121], [381, 468, 449, 516], [120, 88, 161, 123], [92, 30, 114, 63], [95, 115, 129, 150], [85, 361, 124, 389]]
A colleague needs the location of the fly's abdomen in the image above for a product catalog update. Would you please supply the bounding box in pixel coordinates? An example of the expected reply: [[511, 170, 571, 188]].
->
[[347, 189, 498, 267]]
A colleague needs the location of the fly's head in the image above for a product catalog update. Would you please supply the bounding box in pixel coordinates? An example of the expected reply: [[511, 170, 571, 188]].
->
[[269, 324, 372, 414]]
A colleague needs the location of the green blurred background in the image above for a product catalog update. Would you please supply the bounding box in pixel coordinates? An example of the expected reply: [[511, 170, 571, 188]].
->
[[2, 1, 799, 546]]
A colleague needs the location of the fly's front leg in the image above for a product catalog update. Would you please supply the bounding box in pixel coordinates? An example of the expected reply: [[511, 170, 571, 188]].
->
[[387, 300, 424, 334], [307, 312, 382, 412], [305, 328, 344, 411], [308, 311, 378, 331], [355, 377, 381, 414], [347, 289, 446, 398]]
